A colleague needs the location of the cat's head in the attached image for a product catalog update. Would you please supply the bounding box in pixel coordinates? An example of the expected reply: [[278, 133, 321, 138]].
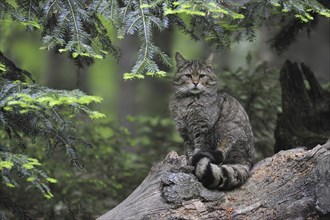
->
[[173, 52, 218, 96]]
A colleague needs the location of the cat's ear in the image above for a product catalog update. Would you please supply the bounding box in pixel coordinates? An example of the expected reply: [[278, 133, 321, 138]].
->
[[205, 53, 214, 66], [175, 52, 186, 68]]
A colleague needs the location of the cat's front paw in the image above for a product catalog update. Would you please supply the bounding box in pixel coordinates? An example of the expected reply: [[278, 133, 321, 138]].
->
[[191, 150, 223, 166]]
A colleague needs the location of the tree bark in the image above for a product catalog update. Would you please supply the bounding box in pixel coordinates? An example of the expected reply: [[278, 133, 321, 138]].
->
[[274, 60, 330, 153], [98, 142, 330, 220]]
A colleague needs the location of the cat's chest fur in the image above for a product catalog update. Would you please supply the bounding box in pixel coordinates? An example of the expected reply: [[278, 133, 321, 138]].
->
[[170, 93, 220, 130]]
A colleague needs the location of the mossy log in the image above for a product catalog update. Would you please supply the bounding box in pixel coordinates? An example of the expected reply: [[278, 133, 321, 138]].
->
[[98, 142, 330, 220]]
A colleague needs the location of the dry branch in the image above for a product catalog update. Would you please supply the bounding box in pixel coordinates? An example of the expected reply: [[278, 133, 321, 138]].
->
[[98, 142, 330, 220]]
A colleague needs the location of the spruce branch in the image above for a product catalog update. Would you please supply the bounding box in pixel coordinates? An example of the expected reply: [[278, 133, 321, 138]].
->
[[0, 151, 57, 199], [1, 0, 329, 75], [0, 78, 105, 170]]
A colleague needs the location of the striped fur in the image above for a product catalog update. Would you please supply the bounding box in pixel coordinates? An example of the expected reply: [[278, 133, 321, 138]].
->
[[194, 157, 250, 189], [169, 52, 254, 190]]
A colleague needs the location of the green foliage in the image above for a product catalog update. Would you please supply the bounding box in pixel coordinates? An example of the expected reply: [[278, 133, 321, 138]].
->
[[1, 80, 104, 117], [0, 51, 33, 81], [0, 64, 6, 72], [123, 71, 167, 80], [0, 78, 104, 169], [0, 52, 106, 216], [0, 152, 56, 199], [0, 0, 328, 218], [219, 53, 281, 160], [42, 0, 119, 63], [164, 1, 245, 19], [268, 0, 330, 21], [0, 49, 147, 219], [1, 0, 329, 76], [270, 17, 316, 54], [5, 118, 148, 219], [126, 115, 182, 167], [265, 1, 330, 53]]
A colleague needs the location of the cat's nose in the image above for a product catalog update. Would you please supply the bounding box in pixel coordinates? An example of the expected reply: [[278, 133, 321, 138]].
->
[[193, 82, 198, 86]]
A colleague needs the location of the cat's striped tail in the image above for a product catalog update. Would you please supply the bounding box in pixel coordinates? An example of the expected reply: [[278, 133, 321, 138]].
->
[[193, 157, 250, 190]]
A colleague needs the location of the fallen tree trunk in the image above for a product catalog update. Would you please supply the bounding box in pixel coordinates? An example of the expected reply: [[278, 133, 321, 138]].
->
[[98, 142, 330, 220]]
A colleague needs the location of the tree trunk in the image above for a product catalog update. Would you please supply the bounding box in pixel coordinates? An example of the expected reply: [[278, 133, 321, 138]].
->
[[274, 60, 330, 153], [98, 142, 330, 220]]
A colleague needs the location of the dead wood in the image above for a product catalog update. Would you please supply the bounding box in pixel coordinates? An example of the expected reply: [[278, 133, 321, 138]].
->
[[98, 142, 330, 220], [274, 60, 330, 152]]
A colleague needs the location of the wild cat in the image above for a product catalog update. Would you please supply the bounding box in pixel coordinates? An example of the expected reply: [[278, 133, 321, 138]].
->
[[169, 52, 254, 190]]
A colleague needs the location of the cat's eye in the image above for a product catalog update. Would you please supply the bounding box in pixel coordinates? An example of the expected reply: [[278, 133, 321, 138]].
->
[[185, 74, 192, 78], [199, 74, 206, 78]]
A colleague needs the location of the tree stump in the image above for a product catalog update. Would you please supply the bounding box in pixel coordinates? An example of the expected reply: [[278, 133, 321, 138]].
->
[[274, 60, 330, 152], [98, 142, 330, 220]]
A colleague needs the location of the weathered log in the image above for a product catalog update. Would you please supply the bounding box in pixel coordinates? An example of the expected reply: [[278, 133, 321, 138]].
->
[[274, 60, 330, 152], [98, 142, 330, 220]]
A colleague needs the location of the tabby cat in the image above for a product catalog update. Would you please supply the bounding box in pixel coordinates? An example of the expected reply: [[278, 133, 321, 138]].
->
[[169, 52, 254, 190]]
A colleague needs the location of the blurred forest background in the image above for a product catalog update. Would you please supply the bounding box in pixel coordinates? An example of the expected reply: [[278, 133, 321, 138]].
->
[[0, 0, 329, 219]]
